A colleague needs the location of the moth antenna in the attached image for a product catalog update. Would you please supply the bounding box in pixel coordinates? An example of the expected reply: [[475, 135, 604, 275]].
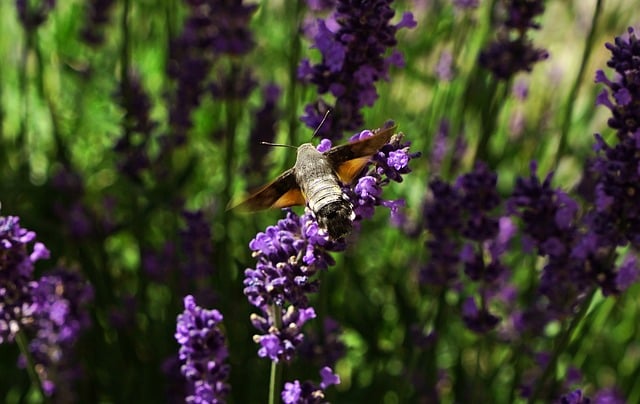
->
[[260, 141, 297, 149], [311, 109, 331, 139]]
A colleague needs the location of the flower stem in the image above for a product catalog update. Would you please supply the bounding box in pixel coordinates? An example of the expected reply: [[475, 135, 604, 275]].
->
[[555, 0, 603, 165], [15, 328, 48, 402], [528, 289, 597, 403], [268, 305, 283, 404]]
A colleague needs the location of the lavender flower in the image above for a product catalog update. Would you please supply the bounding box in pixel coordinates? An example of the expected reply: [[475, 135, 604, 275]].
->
[[592, 388, 625, 404], [595, 28, 640, 137], [592, 28, 640, 248], [478, 36, 549, 80], [420, 163, 503, 285], [281, 366, 341, 404], [298, 1, 416, 139], [16, 0, 56, 31], [175, 295, 230, 403], [0, 215, 49, 343], [167, 0, 257, 139], [80, 0, 116, 45], [478, 0, 548, 80], [420, 164, 515, 333], [180, 210, 215, 280], [560, 389, 591, 404], [23, 268, 94, 399], [246, 84, 282, 177], [114, 70, 155, 181], [453, 0, 479, 9]]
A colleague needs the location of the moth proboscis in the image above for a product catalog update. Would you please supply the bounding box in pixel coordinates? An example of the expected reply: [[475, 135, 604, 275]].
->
[[228, 124, 397, 240]]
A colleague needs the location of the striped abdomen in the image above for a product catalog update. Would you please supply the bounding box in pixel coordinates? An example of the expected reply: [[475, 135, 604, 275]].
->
[[294, 144, 355, 239]]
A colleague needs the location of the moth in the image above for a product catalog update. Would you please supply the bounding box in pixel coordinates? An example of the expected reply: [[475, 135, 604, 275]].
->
[[229, 124, 396, 240]]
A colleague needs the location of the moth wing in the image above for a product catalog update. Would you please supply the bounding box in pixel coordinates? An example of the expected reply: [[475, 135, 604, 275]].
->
[[325, 125, 396, 184], [227, 168, 305, 211]]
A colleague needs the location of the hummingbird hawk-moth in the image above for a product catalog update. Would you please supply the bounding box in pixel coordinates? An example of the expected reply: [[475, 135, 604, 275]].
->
[[229, 124, 396, 240]]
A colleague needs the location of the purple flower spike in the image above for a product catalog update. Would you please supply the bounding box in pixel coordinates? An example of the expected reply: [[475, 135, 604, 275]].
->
[[595, 28, 640, 137], [299, 1, 416, 139], [0, 216, 49, 343], [478, 0, 548, 80], [24, 268, 94, 399], [281, 366, 341, 403], [176, 296, 230, 403]]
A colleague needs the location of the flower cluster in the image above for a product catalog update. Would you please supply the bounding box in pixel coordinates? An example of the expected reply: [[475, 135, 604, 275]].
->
[[508, 162, 636, 329], [175, 295, 230, 403], [298, 0, 416, 139], [281, 366, 341, 404], [593, 27, 640, 248], [343, 126, 420, 224], [80, 0, 116, 45], [114, 70, 155, 181], [420, 163, 512, 333], [167, 0, 257, 140], [1, 215, 93, 398], [245, 125, 416, 360], [24, 268, 94, 399], [0, 215, 49, 343], [143, 210, 217, 305], [246, 84, 282, 176], [478, 0, 548, 80], [15, 0, 56, 31]]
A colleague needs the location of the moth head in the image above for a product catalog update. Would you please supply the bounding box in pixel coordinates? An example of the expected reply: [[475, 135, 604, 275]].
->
[[316, 202, 354, 240]]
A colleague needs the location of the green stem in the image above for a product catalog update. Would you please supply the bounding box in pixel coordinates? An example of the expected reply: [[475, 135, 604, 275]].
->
[[528, 290, 597, 403], [268, 305, 284, 404], [285, 0, 303, 164], [18, 29, 32, 163], [554, 0, 603, 165], [15, 328, 48, 402]]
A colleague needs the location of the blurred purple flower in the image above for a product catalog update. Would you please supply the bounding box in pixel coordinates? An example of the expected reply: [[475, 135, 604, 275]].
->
[[453, 0, 478, 9], [420, 164, 513, 333], [114, 70, 155, 181], [0, 215, 49, 343], [246, 84, 282, 176], [307, 0, 336, 12], [461, 297, 500, 334], [421, 163, 503, 286], [479, 36, 549, 80], [299, 0, 416, 139], [560, 389, 591, 404], [23, 268, 94, 399], [281, 366, 340, 404], [16, 0, 56, 30], [504, 0, 545, 31], [80, 0, 116, 45], [168, 0, 258, 139], [479, 0, 548, 80], [180, 210, 215, 280], [593, 388, 625, 404], [616, 254, 639, 291], [175, 295, 230, 403], [435, 50, 454, 81]]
